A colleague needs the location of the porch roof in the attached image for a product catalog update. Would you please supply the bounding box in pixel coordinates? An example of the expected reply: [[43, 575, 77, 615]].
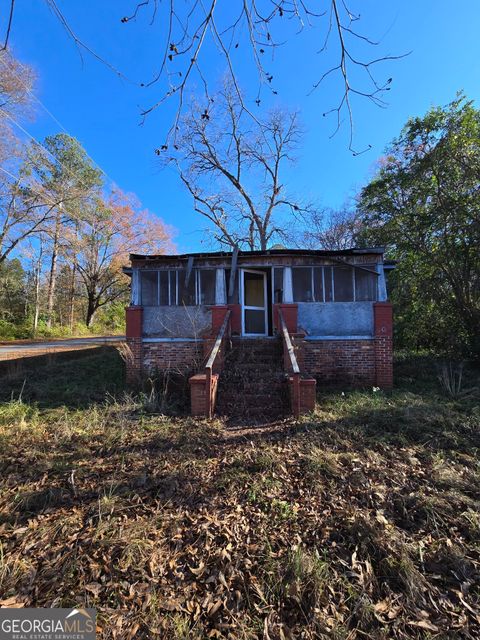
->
[[129, 247, 385, 262]]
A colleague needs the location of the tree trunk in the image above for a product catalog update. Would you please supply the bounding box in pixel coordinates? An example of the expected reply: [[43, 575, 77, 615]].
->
[[33, 240, 43, 335], [46, 211, 61, 328], [85, 293, 97, 328], [68, 223, 79, 330], [68, 263, 76, 330]]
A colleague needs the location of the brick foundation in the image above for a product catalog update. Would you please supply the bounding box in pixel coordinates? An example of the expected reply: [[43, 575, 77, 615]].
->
[[374, 302, 393, 389], [294, 303, 393, 390], [143, 341, 203, 374], [126, 306, 143, 384], [301, 338, 376, 387], [126, 337, 143, 384]]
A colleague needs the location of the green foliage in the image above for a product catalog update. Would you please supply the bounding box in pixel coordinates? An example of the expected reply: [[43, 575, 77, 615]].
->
[[32, 132, 103, 198], [0, 259, 26, 322], [359, 93, 480, 357]]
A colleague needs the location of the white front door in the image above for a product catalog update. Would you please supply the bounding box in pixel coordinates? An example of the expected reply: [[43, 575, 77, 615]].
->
[[240, 269, 268, 336]]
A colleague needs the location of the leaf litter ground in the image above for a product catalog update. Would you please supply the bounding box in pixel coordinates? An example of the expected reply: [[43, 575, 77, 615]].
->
[[0, 349, 479, 638]]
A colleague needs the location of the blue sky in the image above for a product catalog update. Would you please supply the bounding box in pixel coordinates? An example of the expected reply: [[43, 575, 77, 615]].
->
[[4, 1, 480, 252]]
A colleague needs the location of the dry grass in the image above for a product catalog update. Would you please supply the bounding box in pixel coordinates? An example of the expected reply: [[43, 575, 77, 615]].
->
[[0, 349, 479, 638]]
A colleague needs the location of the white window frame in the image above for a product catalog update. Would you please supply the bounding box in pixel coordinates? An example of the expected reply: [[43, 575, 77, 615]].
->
[[240, 268, 268, 337], [290, 265, 377, 303], [140, 269, 180, 306]]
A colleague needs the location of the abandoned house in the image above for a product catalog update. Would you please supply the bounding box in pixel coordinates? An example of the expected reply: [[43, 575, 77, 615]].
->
[[125, 248, 393, 419]]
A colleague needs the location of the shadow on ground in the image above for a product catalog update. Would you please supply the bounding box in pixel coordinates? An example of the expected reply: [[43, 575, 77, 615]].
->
[[0, 346, 126, 409]]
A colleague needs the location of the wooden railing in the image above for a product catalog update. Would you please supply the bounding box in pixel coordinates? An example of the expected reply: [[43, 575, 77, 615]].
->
[[204, 310, 231, 419], [278, 308, 301, 417]]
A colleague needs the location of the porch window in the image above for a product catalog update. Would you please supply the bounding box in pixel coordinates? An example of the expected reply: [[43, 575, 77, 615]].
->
[[313, 267, 323, 302], [292, 267, 313, 302], [273, 267, 284, 303], [355, 268, 377, 301], [159, 271, 169, 305], [148, 268, 215, 306], [291, 265, 377, 302], [333, 265, 354, 301], [178, 270, 196, 305], [199, 269, 216, 305], [140, 271, 158, 306], [324, 266, 333, 302], [178, 269, 216, 307], [140, 269, 178, 305]]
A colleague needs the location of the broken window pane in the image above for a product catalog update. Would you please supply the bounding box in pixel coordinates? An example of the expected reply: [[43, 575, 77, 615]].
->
[[292, 267, 313, 302], [159, 271, 169, 305], [313, 267, 324, 302], [273, 267, 284, 303], [324, 267, 333, 302], [140, 271, 158, 306], [355, 267, 377, 301], [199, 269, 216, 305], [333, 266, 354, 301], [179, 268, 196, 305]]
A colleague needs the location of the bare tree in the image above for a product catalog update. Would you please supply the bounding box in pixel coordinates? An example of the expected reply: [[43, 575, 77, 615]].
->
[[0, 49, 35, 116], [163, 83, 312, 250], [3, 1, 407, 153], [126, 0, 407, 152], [0, 165, 63, 266], [300, 206, 363, 250], [27, 133, 103, 327], [69, 190, 174, 326]]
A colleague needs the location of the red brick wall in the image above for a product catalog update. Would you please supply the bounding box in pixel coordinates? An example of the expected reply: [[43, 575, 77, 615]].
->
[[126, 306, 142, 338], [374, 302, 393, 389], [143, 341, 203, 374], [301, 339, 376, 387], [273, 303, 298, 333], [126, 337, 143, 384]]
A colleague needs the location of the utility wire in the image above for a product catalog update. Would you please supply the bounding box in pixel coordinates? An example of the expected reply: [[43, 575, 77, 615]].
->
[[0, 51, 143, 213], [0, 51, 118, 188], [0, 164, 63, 209]]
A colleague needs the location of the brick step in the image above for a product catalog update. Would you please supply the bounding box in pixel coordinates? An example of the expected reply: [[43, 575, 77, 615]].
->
[[228, 343, 282, 355], [216, 406, 288, 419], [216, 400, 287, 413], [219, 380, 286, 392], [218, 338, 286, 419], [225, 362, 282, 372], [229, 347, 282, 356], [217, 405, 288, 417], [220, 381, 285, 390], [221, 378, 285, 388], [227, 350, 281, 357], [218, 385, 288, 401], [226, 360, 282, 369]]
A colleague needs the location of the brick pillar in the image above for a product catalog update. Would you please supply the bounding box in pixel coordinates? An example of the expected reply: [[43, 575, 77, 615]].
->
[[374, 302, 393, 389], [189, 373, 219, 417], [126, 306, 143, 385], [273, 303, 298, 333], [228, 304, 241, 335], [211, 305, 230, 333]]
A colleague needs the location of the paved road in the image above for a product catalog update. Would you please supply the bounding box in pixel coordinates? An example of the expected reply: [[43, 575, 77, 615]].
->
[[0, 336, 125, 354]]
